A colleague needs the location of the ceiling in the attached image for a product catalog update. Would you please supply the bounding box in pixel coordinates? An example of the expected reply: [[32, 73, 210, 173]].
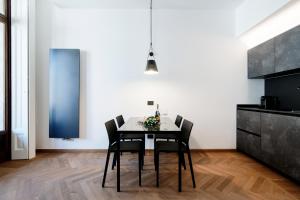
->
[[50, 0, 245, 10]]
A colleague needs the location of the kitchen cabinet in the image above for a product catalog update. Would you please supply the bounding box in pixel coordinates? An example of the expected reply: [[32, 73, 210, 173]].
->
[[247, 25, 300, 78], [275, 25, 300, 73], [237, 107, 300, 182], [248, 39, 275, 78], [237, 130, 261, 160], [237, 110, 261, 135], [261, 113, 300, 182]]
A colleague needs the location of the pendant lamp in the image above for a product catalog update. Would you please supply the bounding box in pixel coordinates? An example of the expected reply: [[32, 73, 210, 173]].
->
[[145, 0, 158, 74]]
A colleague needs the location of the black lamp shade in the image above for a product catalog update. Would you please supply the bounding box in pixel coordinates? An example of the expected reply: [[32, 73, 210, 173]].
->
[[145, 59, 158, 74], [145, 0, 158, 75]]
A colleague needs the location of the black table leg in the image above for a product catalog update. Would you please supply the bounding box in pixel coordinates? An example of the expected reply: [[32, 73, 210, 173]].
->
[[117, 132, 121, 192], [178, 131, 182, 192]]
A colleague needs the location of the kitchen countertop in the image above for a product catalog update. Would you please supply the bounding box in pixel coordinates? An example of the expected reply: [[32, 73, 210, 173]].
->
[[237, 104, 300, 117]]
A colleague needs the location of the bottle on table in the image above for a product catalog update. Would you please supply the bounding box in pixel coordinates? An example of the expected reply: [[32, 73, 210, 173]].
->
[[155, 104, 160, 123]]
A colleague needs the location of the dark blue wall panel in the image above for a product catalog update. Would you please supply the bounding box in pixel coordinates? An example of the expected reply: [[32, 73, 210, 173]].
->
[[49, 49, 80, 138]]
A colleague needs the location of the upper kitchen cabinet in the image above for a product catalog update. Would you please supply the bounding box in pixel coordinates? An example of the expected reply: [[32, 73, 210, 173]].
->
[[275, 25, 300, 73], [248, 39, 275, 78], [248, 25, 300, 79]]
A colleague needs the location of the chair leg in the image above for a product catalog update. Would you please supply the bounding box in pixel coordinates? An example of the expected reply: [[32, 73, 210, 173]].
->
[[143, 137, 146, 156], [120, 139, 123, 156], [154, 139, 157, 171], [112, 152, 116, 170], [181, 152, 186, 170], [102, 149, 110, 187], [139, 151, 142, 186], [142, 153, 145, 170], [187, 148, 196, 188], [142, 137, 145, 168], [154, 152, 157, 171], [156, 151, 160, 187]]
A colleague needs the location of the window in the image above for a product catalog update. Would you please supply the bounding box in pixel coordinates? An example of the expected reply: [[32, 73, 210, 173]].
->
[[0, 0, 5, 15]]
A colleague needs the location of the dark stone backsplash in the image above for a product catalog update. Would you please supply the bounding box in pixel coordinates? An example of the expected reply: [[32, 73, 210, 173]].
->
[[265, 73, 300, 110]]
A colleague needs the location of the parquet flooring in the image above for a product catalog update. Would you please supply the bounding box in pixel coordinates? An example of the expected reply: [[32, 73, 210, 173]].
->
[[0, 151, 299, 200]]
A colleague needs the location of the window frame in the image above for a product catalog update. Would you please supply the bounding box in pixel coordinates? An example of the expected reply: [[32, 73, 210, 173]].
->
[[0, 0, 11, 161]]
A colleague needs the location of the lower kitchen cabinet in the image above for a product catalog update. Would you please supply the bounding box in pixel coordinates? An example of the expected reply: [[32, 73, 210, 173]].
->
[[237, 110, 261, 135], [237, 130, 261, 160], [237, 108, 300, 182], [261, 113, 300, 182]]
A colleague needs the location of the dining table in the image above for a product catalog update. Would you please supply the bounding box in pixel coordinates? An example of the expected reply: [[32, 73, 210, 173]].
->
[[117, 117, 182, 192]]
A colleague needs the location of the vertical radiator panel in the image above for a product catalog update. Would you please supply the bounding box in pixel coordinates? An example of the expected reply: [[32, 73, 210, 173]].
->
[[49, 49, 80, 138]]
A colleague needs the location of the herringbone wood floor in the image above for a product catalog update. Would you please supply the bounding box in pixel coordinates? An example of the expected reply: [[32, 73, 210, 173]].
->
[[0, 151, 299, 200]]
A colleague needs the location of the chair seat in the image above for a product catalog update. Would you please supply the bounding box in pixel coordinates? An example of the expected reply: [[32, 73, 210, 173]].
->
[[155, 133, 177, 140], [155, 141, 187, 152], [122, 133, 145, 140], [110, 141, 143, 152]]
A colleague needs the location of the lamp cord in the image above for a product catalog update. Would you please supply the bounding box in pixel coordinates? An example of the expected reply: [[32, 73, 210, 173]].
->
[[150, 0, 153, 49]]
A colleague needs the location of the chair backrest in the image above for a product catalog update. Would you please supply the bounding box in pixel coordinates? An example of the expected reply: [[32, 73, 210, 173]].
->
[[105, 119, 118, 145], [175, 115, 183, 128], [181, 119, 193, 145], [116, 115, 125, 128]]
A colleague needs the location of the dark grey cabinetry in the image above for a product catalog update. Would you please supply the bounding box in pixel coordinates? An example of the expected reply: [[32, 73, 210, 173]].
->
[[261, 113, 300, 182], [237, 110, 261, 159], [248, 25, 300, 78], [237, 130, 261, 160], [248, 39, 275, 78], [275, 25, 300, 72], [237, 110, 261, 134]]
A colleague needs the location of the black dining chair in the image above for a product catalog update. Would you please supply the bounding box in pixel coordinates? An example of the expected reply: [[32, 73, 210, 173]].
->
[[102, 119, 144, 187], [154, 119, 196, 188], [154, 115, 183, 142], [154, 115, 186, 169], [111, 115, 145, 170], [116, 115, 145, 142]]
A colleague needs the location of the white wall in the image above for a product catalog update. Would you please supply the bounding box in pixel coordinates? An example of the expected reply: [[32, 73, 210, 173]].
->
[[36, 0, 263, 150], [236, 0, 291, 36]]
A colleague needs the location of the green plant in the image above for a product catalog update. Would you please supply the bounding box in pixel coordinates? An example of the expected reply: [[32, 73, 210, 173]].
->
[[144, 116, 159, 127]]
